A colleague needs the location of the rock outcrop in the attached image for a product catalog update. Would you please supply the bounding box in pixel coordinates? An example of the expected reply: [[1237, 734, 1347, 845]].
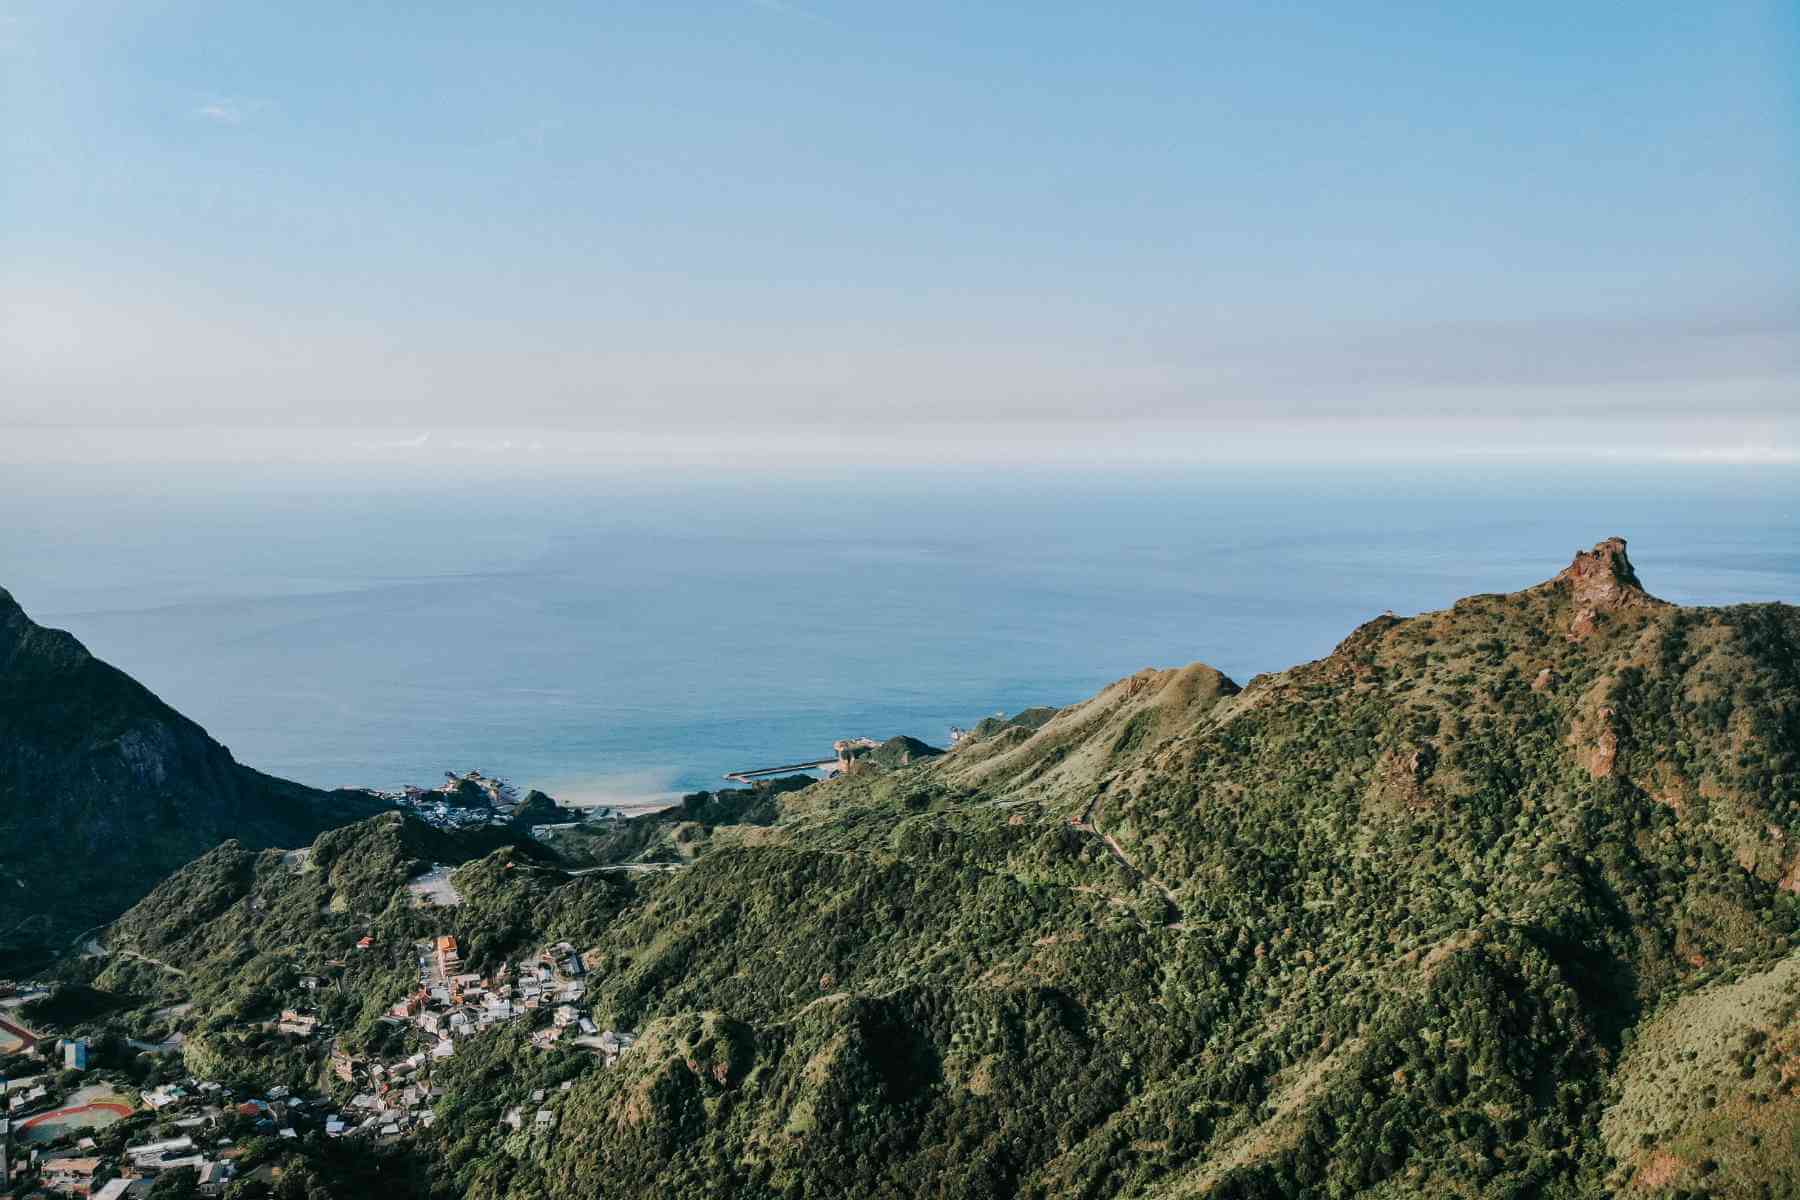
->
[[1547, 536, 1664, 638]]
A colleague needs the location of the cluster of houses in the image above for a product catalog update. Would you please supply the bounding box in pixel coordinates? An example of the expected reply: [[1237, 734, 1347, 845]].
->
[[1, 1039, 93, 1117], [0, 983, 316, 1198], [0, 979, 52, 1005], [5, 1077, 52, 1118], [316, 934, 638, 1145], [11, 933, 644, 1194], [499, 1080, 582, 1139], [527, 807, 625, 842], [381, 770, 523, 832], [325, 1046, 443, 1142], [374, 769, 624, 836], [16, 1078, 321, 1198], [273, 1010, 319, 1039], [2, 902, 661, 1194], [381, 936, 636, 1059], [1, 974, 433, 1195]]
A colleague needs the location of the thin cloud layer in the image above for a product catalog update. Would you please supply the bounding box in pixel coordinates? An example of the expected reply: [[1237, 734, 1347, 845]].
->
[[2, 2, 1794, 465]]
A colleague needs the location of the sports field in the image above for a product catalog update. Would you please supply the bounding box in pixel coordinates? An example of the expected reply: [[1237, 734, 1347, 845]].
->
[[18, 1087, 134, 1143]]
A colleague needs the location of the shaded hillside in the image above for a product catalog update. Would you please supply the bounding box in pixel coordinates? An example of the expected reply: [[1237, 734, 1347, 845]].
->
[[0, 586, 386, 969], [68, 541, 1800, 1199]]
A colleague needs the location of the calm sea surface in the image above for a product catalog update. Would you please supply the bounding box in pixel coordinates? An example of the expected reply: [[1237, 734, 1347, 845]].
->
[[4, 463, 1796, 805]]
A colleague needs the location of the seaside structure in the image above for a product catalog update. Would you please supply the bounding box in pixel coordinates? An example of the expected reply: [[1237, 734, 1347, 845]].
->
[[723, 735, 880, 783]]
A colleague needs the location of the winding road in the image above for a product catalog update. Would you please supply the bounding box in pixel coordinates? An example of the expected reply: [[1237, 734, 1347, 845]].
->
[[96, 944, 189, 978]]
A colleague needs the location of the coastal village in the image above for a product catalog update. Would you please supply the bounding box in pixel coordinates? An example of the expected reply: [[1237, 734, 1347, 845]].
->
[[0, 925, 640, 1198], [0, 750, 928, 1196], [0, 767, 650, 1199], [378, 770, 623, 837]]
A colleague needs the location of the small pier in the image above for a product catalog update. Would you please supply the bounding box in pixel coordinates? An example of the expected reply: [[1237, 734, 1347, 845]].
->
[[723, 738, 883, 785], [722, 758, 840, 784]]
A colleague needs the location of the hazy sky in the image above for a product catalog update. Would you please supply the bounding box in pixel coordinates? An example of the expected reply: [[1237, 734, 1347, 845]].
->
[[3, 1, 1796, 464]]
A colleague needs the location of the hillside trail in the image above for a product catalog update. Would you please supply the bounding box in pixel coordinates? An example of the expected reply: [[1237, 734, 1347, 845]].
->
[[112, 946, 189, 978], [74, 924, 190, 977], [1075, 791, 1185, 922], [558, 862, 685, 877]]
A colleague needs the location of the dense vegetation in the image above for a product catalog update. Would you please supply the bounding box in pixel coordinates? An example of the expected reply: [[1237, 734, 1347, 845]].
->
[[50, 540, 1800, 1198]]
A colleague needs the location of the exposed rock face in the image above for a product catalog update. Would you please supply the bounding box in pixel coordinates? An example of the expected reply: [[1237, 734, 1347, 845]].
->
[[0, 586, 384, 968], [1585, 707, 1620, 778], [1550, 537, 1663, 638], [1560, 536, 1648, 601], [1368, 743, 1440, 811], [1405, 744, 1436, 780]]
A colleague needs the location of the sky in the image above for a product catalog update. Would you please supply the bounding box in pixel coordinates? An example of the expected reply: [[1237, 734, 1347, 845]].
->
[[2, 1, 1796, 466]]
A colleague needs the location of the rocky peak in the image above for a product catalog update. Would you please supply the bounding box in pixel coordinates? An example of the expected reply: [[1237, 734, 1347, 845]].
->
[[0, 586, 93, 676], [1545, 537, 1661, 638], [0, 580, 388, 969], [0, 585, 26, 634], [1558, 537, 1651, 603]]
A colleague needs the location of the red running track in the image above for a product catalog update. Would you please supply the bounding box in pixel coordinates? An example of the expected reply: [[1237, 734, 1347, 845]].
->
[[19, 1101, 136, 1130]]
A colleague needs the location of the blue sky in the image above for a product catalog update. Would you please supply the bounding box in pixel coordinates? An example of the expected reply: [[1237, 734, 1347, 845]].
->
[[3, 1, 1795, 462]]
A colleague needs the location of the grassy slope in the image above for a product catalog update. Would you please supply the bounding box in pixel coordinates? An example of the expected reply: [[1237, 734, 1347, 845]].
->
[[1602, 949, 1800, 1197]]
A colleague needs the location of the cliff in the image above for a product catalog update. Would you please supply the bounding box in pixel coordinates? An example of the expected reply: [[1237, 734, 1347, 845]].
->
[[0, 587, 386, 969]]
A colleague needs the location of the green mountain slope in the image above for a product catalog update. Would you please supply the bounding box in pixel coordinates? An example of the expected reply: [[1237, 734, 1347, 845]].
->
[[0, 586, 386, 969], [77, 540, 1800, 1199]]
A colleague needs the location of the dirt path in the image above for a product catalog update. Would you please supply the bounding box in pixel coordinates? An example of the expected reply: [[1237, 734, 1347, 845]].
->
[[1073, 791, 1184, 922], [564, 862, 686, 877], [78, 931, 189, 978], [114, 947, 189, 978]]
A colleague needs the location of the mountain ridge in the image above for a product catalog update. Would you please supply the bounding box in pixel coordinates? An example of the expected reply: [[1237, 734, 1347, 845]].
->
[[35, 539, 1800, 1199], [0, 586, 387, 969]]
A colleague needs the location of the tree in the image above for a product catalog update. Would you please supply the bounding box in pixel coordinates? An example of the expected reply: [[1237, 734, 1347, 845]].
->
[[150, 1166, 200, 1199]]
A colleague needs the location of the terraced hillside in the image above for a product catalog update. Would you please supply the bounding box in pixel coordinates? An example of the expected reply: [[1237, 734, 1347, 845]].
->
[[69, 539, 1800, 1199]]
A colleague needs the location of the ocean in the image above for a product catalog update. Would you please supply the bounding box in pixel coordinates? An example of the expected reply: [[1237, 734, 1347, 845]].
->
[[4, 462, 1797, 807]]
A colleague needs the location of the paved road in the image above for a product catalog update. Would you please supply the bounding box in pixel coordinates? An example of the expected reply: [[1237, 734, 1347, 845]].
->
[[0, 1012, 43, 1047]]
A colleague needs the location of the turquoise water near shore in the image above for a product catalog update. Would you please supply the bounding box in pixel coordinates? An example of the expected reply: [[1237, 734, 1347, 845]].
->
[[4, 464, 1797, 804]]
